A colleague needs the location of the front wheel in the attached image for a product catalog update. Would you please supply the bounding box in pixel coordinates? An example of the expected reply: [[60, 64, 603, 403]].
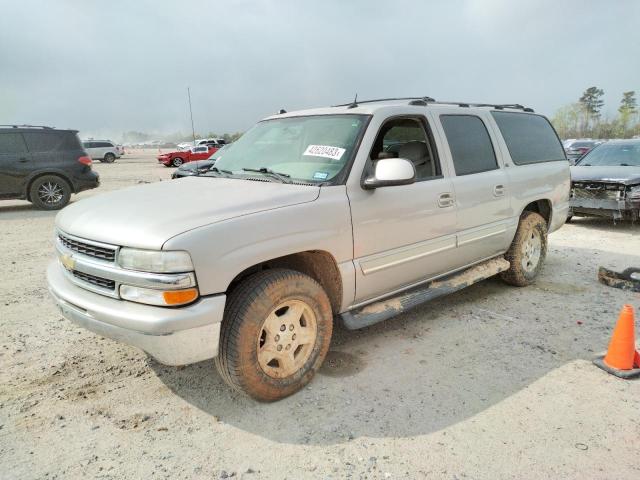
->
[[215, 269, 333, 401], [501, 211, 548, 286], [102, 153, 116, 163], [171, 157, 183, 167]]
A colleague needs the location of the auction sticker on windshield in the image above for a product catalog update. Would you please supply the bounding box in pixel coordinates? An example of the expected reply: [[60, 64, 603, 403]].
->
[[303, 145, 346, 161]]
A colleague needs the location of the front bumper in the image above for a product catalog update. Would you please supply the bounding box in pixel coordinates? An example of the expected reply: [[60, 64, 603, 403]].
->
[[570, 197, 640, 220], [47, 260, 225, 365]]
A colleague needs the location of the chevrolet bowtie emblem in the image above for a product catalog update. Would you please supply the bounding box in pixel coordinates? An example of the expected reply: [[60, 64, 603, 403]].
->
[[60, 253, 76, 271]]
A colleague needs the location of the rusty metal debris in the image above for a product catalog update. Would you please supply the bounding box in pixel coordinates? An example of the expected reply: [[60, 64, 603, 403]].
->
[[598, 266, 640, 292]]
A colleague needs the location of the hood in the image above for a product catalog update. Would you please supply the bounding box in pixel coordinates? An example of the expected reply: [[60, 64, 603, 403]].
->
[[570, 166, 640, 185], [56, 178, 320, 249]]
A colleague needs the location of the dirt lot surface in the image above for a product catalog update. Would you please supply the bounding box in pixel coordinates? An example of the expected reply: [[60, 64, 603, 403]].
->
[[2, 151, 639, 479]]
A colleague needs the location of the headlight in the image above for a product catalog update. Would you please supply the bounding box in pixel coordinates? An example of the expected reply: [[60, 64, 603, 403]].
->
[[118, 248, 193, 273], [629, 185, 640, 199], [120, 285, 198, 306]]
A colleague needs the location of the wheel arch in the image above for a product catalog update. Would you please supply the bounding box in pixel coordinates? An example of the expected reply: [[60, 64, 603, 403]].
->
[[521, 199, 552, 226], [227, 250, 343, 314], [25, 171, 75, 200]]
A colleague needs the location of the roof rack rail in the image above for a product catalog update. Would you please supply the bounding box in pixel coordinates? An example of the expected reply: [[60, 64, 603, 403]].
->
[[332, 97, 534, 112], [0, 124, 54, 129], [333, 96, 436, 107], [431, 101, 534, 112]]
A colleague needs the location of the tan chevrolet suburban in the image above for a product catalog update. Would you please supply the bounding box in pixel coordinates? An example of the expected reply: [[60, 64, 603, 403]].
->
[[48, 97, 570, 401]]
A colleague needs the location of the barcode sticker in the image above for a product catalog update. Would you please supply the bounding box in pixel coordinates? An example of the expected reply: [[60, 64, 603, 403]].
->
[[303, 145, 346, 161]]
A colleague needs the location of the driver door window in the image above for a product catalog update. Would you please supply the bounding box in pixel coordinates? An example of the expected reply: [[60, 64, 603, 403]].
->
[[369, 118, 441, 180]]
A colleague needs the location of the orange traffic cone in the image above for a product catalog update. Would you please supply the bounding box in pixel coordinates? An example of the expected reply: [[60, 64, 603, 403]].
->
[[594, 304, 640, 378]]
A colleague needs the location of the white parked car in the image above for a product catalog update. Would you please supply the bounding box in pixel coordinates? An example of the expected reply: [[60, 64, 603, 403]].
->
[[82, 140, 120, 163]]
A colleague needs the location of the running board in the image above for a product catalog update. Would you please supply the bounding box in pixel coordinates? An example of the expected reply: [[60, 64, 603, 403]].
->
[[340, 257, 511, 330]]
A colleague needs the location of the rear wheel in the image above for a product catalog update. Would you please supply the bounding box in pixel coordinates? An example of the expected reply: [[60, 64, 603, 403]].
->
[[102, 152, 116, 163], [215, 269, 333, 401], [501, 211, 548, 286], [172, 157, 183, 167], [29, 175, 71, 210]]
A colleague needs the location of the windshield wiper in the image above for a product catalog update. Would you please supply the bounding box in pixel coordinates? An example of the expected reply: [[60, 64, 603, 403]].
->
[[242, 167, 292, 183], [204, 166, 234, 177], [209, 166, 234, 174]]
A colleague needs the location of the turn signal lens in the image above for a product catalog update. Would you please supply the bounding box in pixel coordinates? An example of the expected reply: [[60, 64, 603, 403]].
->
[[163, 288, 199, 305], [119, 285, 199, 306]]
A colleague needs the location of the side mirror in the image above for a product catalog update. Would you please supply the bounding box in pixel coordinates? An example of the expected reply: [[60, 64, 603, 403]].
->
[[363, 158, 416, 189]]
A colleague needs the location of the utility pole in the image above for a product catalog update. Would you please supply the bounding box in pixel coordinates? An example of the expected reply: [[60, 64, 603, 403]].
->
[[187, 87, 196, 145]]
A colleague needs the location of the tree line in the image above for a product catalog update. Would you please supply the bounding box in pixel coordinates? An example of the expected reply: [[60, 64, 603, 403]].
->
[[551, 87, 639, 139]]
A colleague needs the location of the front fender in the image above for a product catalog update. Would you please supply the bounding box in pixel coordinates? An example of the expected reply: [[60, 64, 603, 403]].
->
[[163, 186, 353, 297]]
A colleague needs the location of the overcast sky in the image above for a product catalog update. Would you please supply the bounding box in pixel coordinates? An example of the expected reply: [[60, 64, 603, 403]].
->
[[1, 0, 639, 139]]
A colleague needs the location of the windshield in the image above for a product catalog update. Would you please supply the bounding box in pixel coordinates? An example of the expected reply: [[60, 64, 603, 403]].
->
[[213, 114, 368, 183], [578, 142, 640, 167]]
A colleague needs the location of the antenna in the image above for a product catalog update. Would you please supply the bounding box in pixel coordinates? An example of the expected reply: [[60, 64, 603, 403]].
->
[[187, 87, 196, 146], [347, 93, 358, 109], [186, 87, 200, 174]]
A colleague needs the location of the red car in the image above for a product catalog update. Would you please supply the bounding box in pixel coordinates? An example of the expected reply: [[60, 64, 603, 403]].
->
[[158, 145, 218, 167]]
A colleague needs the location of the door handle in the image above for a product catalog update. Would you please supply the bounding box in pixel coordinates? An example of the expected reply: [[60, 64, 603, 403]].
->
[[438, 192, 455, 208], [18, 157, 28, 163], [493, 184, 505, 197]]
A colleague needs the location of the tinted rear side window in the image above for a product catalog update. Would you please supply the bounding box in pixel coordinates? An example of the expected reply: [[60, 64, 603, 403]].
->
[[23, 132, 64, 152], [0, 133, 27, 154], [58, 132, 83, 151], [491, 112, 565, 165], [440, 115, 497, 176]]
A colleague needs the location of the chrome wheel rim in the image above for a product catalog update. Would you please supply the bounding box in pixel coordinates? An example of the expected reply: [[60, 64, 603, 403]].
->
[[173, 158, 183, 166], [257, 299, 318, 378], [521, 229, 542, 273], [38, 182, 64, 205]]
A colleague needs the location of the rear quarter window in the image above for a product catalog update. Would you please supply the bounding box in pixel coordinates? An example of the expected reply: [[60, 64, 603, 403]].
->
[[491, 111, 565, 165], [58, 132, 83, 151]]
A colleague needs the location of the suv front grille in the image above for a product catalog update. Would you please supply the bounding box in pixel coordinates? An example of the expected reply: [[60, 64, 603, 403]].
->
[[572, 182, 625, 201], [72, 270, 116, 290], [59, 234, 117, 262]]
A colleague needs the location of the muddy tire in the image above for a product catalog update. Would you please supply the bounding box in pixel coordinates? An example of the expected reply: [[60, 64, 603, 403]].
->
[[215, 269, 333, 401], [501, 211, 548, 287]]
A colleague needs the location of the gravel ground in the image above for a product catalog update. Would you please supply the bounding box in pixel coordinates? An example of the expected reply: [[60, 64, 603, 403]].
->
[[1, 151, 639, 479]]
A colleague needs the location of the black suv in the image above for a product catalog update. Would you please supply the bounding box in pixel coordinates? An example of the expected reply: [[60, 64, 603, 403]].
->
[[0, 125, 99, 210]]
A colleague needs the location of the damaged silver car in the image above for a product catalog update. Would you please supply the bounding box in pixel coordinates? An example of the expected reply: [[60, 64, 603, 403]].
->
[[569, 139, 640, 221]]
